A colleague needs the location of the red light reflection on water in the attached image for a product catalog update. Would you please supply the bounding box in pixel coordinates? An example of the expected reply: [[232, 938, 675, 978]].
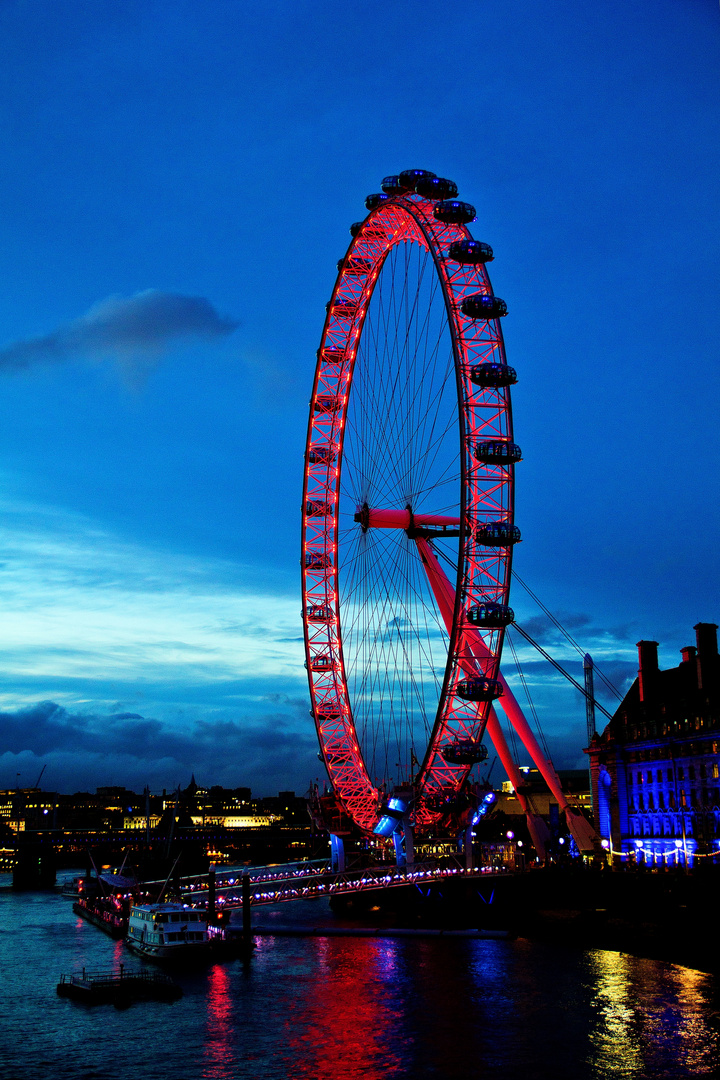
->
[[282, 937, 405, 1080], [204, 963, 234, 1078]]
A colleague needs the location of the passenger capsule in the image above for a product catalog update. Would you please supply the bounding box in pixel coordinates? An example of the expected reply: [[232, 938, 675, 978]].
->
[[313, 395, 342, 414], [456, 677, 503, 702], [469, 363, 517, 388], [398, 168, 437, 190], [440, 740, 489, 765], [448, 239, 494, 264], [434, 200, 476, 225], [305, 551, 332, 569], [415, 177, 458, 200], [304, 604, 334, 623], [309, 654, 333, 671], [467, 601, 515, 628], [305, 500, 333, 517], [474, 522, 521, 546], [474, 441, 522, 465], [365, 193, 389, 211], [381, 175, 405, 195], [307, 445, 338, 465], [461, 293, 508, 319], [350, 222, 364, 237]]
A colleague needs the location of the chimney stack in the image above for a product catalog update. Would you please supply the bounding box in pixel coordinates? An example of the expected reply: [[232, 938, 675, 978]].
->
[[637, 640, 659, 702], [694, 622, 718, 692], [681, 646, 697, 664]]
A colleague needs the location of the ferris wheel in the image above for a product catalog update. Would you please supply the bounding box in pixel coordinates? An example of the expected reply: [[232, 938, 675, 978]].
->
[[302, 170, 520, 837]]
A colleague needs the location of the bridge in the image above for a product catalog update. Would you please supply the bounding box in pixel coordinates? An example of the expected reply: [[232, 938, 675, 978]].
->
[[144, 856, 513, 910]]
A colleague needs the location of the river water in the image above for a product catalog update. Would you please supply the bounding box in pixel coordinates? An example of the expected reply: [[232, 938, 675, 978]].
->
[[0, 870, 718, 1080]]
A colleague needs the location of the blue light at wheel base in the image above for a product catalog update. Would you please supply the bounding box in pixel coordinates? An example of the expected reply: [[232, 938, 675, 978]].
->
[[373, 796, 407, 837]]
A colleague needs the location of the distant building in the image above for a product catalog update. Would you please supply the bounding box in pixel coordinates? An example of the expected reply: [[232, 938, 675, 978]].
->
[[587, 622, 720, 867]]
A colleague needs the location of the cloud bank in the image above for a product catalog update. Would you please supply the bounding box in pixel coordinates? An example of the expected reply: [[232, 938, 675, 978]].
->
[[0, 290, 238, 371], [0, 699, 320, 795]]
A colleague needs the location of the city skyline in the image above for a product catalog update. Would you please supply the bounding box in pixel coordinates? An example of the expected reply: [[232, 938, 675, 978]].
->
[[0, 1, 718, 795]]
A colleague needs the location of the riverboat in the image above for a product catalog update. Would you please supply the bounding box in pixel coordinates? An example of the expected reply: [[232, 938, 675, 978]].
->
[[125, 903, 212, 962], [72, 872, 135, 939]]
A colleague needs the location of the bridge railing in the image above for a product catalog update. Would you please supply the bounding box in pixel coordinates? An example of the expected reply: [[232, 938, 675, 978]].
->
[[192, 858, 508, 908]]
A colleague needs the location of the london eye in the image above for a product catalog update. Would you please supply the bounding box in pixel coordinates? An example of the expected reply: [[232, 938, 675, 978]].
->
[[302, 170, 519, 838]]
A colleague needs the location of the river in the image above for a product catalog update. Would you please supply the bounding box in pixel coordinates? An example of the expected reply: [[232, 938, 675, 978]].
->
[[0, 870, 717, 1079]]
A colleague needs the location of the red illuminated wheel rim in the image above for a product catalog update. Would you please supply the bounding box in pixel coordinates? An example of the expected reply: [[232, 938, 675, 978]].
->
[[302, 182, 517, 834]]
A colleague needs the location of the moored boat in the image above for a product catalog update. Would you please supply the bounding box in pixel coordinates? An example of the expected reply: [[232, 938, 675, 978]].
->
[[126, 902, 212, 962], [72, 871, 136, 939]]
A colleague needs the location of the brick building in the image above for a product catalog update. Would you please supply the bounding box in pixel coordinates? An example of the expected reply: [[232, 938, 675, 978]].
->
[[587, 622, 720, 867]]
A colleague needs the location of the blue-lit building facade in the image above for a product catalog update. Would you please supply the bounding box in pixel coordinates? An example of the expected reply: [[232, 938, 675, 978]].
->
[[587, 622, 720, 868]]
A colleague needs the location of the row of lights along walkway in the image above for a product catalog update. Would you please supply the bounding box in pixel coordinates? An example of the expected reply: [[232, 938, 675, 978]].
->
[[180, 860, 511, 909]]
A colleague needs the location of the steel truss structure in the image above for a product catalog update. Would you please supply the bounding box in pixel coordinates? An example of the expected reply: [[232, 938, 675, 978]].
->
[[302, 176, 516, 835]]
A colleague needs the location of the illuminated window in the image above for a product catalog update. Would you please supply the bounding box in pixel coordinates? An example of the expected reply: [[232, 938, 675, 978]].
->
[[680, 789, 687, 807], [713, 763, 719, 780]]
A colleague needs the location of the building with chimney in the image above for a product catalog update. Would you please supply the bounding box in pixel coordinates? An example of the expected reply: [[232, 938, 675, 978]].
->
[[587, 622, 720, 867]]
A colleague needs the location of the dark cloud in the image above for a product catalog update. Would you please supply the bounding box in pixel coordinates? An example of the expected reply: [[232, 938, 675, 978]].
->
[[0, 699, 318, 796], [0, 290, 238, 371]]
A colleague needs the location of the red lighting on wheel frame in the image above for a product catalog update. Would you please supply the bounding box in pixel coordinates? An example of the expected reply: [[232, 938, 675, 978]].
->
[[301, 183, 517, 835]]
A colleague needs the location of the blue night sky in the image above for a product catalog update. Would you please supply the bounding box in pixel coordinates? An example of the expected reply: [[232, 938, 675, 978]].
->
[[0, 0, 718, 795]]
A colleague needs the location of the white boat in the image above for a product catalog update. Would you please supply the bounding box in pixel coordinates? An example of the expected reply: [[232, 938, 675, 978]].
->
[[125, 903, 212, 962]]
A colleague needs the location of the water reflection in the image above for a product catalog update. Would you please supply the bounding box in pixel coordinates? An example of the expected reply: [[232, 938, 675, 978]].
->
[[586, 950, 718, 1078], [204, 963, 234, 1078], [282, 937, 405, 1079]]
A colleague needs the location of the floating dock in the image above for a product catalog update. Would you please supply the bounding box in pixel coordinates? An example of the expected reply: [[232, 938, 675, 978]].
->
[[57, 967, 182, 1004]]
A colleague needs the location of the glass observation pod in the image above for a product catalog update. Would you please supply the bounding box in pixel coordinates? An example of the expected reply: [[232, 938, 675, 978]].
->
[[449, 238, 494, 264], [397, 168, 437, 190], [313, 395, 342, 414], [381, 175, 405, 195], [474, 522, 522, 546], [305, 551, 333, 569], [305, 500, 333, 517], [365, 193, 389, 211], [305, 605, 334, 623], [466, 601, 515, 627], [307, 445, 338, 465], [475, 441, 523, 465], [456, 677, 503, 702], [440, 739, 489, 765], [349, 221, 364, 237], [308, 654, 333, 671], [415, 176, 458, 200], [461, 293, 508, 319], [470, 363, 517, 388], [434, 200, 476, 225]]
